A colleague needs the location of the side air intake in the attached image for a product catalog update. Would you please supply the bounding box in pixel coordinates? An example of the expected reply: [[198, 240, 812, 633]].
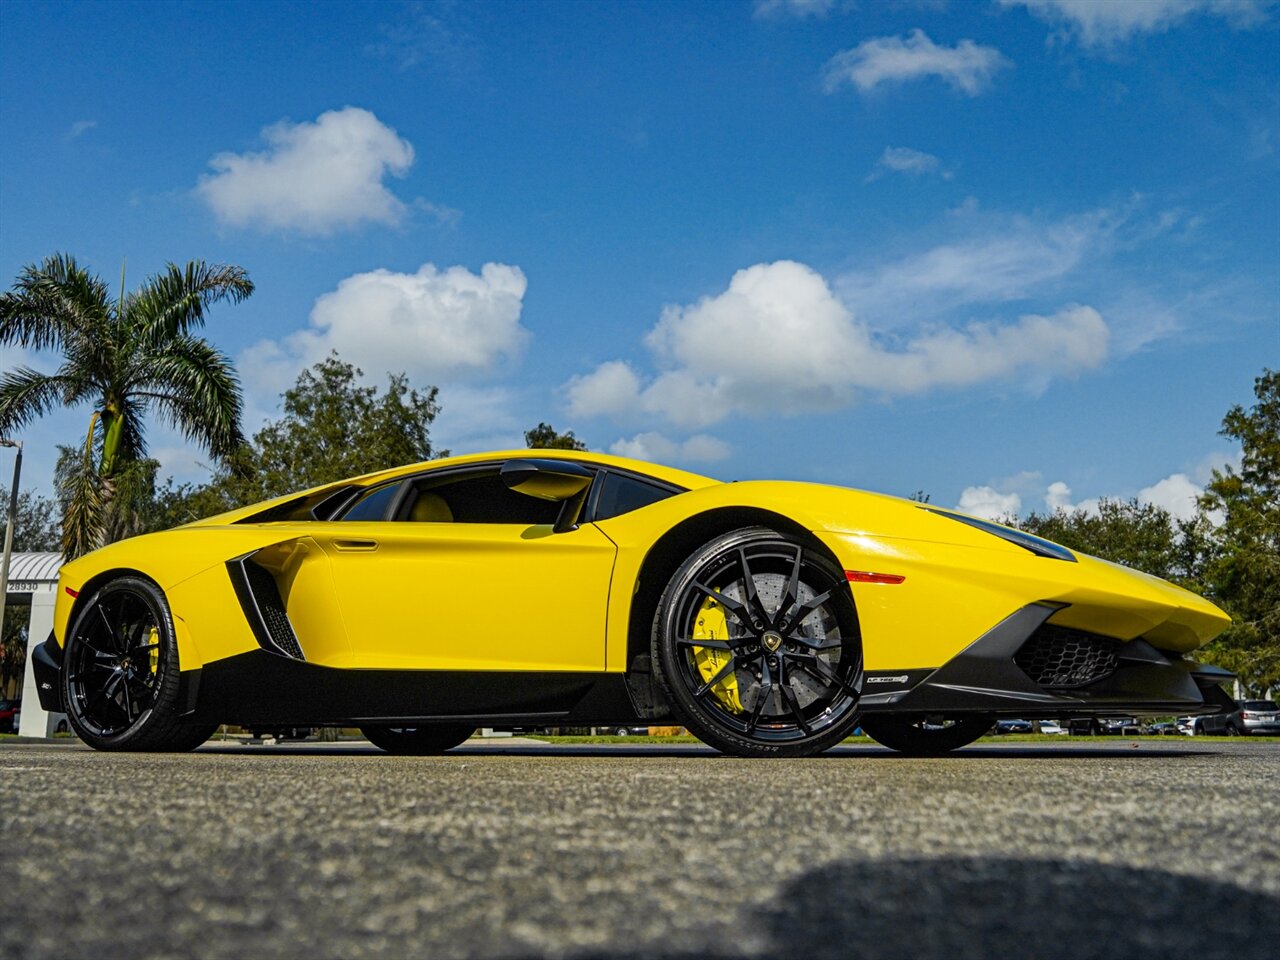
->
[[1014, 624, 1119, 689], [226, 554, 305, 660]]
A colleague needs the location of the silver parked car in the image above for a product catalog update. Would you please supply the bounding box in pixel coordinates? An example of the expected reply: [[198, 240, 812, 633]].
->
[[1239, 700, 1280, 735]]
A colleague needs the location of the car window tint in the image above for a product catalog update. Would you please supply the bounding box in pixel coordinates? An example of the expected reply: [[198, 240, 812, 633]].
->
[[594, 472, 676, 521], [410, 470, 564, 525], [1243, 701, 1277, 710], [340, 484, 400, 521]]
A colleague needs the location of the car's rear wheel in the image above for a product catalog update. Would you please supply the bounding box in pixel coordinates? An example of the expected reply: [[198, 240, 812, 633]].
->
[[361, 724, 474, 754], [61, 575, 216, 752], [652, 527, 863, 758], [860, 714, 992, 756]]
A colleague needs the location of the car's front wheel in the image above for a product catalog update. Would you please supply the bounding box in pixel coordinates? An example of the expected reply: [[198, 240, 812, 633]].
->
[[61, 575, 216, 752], [860, 714, 992, 756], [652, 527, 863, 758], [361, 725, 475, 754]]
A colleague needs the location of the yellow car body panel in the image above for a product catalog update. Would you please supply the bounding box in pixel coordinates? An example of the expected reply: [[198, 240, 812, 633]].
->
[[43, 448, 1230, 733]]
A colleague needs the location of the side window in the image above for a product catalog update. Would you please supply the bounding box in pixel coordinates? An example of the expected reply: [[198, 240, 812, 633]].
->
[[340, 483, 400, 521], [593, 472, 677, 521], [401, 469, 566, 525]]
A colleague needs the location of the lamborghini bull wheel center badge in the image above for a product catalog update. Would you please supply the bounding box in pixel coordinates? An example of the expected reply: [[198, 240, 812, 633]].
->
[[761, 631, 784, 653]]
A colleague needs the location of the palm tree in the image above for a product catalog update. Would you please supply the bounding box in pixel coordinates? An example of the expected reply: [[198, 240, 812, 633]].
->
[[0, 254, 253, 557]]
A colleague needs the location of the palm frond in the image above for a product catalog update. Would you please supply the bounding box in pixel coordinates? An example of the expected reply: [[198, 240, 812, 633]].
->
[[55, 420, 106, 559], [135, 335, 245, 462], [0, 366, 84, 436], [129, 261, 254, 347], [0, 253, 111, 351]]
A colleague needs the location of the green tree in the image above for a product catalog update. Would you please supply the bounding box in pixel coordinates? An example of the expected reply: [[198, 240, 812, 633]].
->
[[525, 422, 587, 451], [1017, 498, 1187, 584], [0, 254, 252, 556], [155, 354, 445, 526], [0, 485, 61, 552], [1199, 369, 1280, 692]]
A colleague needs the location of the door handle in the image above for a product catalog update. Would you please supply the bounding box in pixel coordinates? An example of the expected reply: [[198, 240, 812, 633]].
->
[[333, 538, 378, 552]]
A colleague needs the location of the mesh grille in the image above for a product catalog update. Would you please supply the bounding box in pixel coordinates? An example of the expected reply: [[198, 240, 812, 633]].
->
[[1014, 625, 1119, 688], [241, 561, 305, 660]]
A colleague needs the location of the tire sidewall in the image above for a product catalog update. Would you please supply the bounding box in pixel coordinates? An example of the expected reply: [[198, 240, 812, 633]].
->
[[61, 576, 182, 751]]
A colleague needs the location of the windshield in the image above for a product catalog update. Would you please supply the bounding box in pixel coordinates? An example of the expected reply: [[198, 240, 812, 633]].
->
[[1242, 701, 1278, 711]]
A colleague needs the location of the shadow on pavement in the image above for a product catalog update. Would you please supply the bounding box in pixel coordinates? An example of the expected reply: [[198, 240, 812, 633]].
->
[[574, 856, 1279, 960], [191, 741, 1215, 760]]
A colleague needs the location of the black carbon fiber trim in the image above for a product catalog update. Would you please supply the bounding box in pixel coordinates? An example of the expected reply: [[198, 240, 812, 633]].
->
[[226, 554, 305, 661], [1014, 625, 1120, 688]]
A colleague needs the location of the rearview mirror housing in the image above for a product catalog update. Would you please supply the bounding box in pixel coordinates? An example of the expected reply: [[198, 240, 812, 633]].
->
[[500, 459, 594, 533]]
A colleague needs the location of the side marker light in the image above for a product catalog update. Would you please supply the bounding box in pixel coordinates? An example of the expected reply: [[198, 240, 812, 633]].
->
[[845, 571, 906, 585], [65, 587, 80, 598]]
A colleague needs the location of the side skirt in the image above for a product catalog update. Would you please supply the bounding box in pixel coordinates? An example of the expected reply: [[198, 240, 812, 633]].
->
[[178, 650, 654, 727]]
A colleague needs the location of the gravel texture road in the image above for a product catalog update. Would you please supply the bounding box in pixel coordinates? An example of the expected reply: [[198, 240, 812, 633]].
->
[[1, 738, 1277, 960]]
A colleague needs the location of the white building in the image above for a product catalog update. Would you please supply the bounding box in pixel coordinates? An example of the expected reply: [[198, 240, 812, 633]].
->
[[6, 552, 68, 737]]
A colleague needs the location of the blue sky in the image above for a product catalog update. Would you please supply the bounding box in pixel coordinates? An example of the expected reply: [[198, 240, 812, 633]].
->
[[1, 0, 1277, 519]]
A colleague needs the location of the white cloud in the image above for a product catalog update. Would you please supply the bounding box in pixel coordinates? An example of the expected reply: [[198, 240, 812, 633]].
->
[[567, 261, 1109, 428], [957, 486, 1022, 520], [838, 207, 1123, 325], [754, 0, 835, 17], [823, 29, 1010, 96], [867, 146, 951, 182], [967, 466, 1221, 523], [1137, 473, 1203, 521], [66, 120, 97, 141], [996, 0, 1274, 46], [609, 432, 731, 464], [197, 107, 416, 235], [564, 360, 644, 419], [241, 262, 529, 402]]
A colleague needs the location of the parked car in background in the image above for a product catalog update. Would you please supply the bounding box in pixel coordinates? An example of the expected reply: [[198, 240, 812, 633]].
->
[[1097, 717, 1143, 735], [0, 699, 19, 734], [1146, 721, 1183, 735], [1038, 720, 1066, 735], [1238, 700, 1280, 735], [994, 719, 1032, 734], [1179, 703, 1245, 735]]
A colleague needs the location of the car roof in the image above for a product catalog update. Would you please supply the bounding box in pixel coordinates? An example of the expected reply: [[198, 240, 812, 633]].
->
[[189, 449, 721, 527]]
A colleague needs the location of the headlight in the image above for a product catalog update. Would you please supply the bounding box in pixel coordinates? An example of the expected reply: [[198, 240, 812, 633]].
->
[[922, 508, 1076, 562]]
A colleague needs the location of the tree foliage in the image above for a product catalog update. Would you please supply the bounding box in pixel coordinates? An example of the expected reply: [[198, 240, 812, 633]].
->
[[0, 484, 61, 553], [0, 254, 252, 556], [525, 422, 588, 451], [153, 355, 445, 527], [1198, 369, 1280, 691], [1017, 498, 1190, 585]]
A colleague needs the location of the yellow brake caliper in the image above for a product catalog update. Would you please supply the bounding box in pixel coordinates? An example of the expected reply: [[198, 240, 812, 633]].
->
[[146, 626, 160, 675], [691, 595, 745, 713]]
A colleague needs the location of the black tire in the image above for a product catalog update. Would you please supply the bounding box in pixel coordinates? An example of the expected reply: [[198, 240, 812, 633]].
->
[[860, 714, 993, 756], [652, 526, 863, 758], [361, 724, 474, 754], [61, 575, 216, 752]]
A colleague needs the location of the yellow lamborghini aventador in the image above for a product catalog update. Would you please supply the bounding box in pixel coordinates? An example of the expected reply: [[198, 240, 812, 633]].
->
[[31, 450, 1234, 757]]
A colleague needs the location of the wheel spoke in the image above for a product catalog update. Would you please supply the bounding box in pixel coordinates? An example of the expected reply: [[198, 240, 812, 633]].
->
[[745, 680, 773, 735], [776, 659, 812, 734], [693, 656, 738, 699], [791, 652, 860, 699], [690, 581, 753, 626], [780, 586, 837, 632], [737, 548, 769, 625], [790, 633, 843, 651], [775, 547, 803, 628], [120, 677, 135, 722]]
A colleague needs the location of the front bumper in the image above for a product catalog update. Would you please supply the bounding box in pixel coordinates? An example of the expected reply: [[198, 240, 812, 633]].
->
[[860, 603, 1234, 718], [30, 635, 63, 713]]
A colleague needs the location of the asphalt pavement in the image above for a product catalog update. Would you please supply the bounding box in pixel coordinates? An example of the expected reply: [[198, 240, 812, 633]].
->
[[1, 738, 1277, 960]]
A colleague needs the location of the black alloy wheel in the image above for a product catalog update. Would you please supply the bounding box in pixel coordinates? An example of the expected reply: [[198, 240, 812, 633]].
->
[[859, 713, 993, 756], [653, 527, 863, 757], [61, 576, 215, 751], [361, 724, 475, 754]]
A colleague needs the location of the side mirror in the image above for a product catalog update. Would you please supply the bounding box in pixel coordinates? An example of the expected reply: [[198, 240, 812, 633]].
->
[[500, 459, 594, 533]]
